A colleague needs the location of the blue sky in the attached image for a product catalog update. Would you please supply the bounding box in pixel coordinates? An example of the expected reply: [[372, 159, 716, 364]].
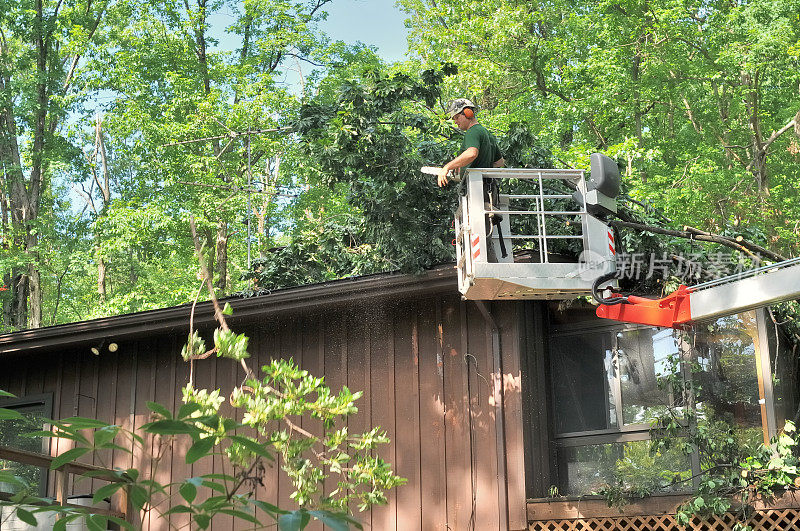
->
[[209, 0, 411, 89], [320, 0, 410, 62]]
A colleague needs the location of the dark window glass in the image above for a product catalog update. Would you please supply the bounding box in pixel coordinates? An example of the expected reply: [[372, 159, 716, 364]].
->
[[0, 401, 48, 495], [547, 311, 772, 497], [556, 440, 692, 496], [617, 328, 677, 425], [550, 332, 616, 433], [692, 312, 764, 451]]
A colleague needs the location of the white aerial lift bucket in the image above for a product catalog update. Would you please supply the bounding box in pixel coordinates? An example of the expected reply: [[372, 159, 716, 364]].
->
[[454, 156, 619, 300]]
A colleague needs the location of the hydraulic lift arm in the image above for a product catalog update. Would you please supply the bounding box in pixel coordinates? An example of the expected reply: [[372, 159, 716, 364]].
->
[[596, 257, 800, 328]]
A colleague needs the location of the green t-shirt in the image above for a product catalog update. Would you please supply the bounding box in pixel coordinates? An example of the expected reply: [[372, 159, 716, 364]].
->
[[462, 124, 502, 168]]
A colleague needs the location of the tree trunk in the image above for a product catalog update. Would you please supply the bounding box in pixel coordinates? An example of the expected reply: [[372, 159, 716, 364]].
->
[[15, 0, 50, 329], [93, 116, 111, 303], [10, 270, 27, 328], [97, 249, 107, 302], [743, 70, 769, 191], [256, 200, 269, 259], [632, 49, 642, 144], [27, 252, 42, 329], [215, 220, 228, 293], [0, 59, 30, 330], [1, 271, 12, 325]]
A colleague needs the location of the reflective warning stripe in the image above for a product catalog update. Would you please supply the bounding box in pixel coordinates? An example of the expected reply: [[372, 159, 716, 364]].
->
[[471, 236, 481, 259], [608, 230, 616, 255]]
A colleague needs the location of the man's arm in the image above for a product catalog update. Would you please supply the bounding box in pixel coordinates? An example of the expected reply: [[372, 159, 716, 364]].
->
[[493, 156, 505, 168], [437, 147, 478, 187]]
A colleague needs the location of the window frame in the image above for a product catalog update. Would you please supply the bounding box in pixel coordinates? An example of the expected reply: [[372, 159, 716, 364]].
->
[[0, 392, 53, 497], [550, 321, 678, 437], [546, 309, 777, 496]]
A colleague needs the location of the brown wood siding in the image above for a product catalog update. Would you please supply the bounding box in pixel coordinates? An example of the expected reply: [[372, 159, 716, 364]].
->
[[520, 301, 555, 499], [0, 292, 531, 530], [499, 302, 528, 530]]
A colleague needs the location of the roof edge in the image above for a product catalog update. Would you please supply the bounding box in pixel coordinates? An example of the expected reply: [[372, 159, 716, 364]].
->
[[0, 266, 457, 354]]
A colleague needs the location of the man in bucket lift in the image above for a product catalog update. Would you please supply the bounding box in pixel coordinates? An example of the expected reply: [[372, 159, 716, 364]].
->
[[437, 98, 507, 260]]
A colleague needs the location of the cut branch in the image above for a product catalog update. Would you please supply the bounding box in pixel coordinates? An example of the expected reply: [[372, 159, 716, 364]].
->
[[608, 219, 787, 262]]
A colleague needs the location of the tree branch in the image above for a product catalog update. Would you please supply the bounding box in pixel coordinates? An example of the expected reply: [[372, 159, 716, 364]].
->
[[62, 5, 104, 91], [607, 219, 787, 262], [760, 116, 798, 153]]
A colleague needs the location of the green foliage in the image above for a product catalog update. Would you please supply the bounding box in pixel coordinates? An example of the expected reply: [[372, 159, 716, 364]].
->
[[213, 328, 250, 361], [597, 346, 800, 528], [292, 62, 462, 274], [244, 187, 391, 291], [0, 354, 400, 529], [180, 330, 207, 361]]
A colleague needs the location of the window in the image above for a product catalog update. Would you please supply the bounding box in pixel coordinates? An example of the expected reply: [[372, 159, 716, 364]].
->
[[0, 394, 52, 496], [548, 310, 777, 496]]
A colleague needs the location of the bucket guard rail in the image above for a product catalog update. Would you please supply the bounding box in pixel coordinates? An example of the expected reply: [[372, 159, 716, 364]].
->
[[454, 166, 618, 300]]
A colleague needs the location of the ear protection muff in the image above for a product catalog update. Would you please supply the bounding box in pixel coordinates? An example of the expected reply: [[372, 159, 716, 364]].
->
[[462, 107, 474, 119]]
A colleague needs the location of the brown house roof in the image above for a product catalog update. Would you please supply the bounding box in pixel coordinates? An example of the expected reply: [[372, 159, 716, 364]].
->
[[0, 266, 457, 354]]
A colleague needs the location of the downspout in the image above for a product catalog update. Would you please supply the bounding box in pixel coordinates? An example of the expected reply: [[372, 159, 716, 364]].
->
[[475, 300, 509, 530]]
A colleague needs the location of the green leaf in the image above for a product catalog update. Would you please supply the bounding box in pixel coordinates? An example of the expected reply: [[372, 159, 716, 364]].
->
[[178, 402, 202, 420], [222, 302, 233, 315], [53, 513, 82, 531], [146, 401, 173, 419], [218, 508, 261, 524], [0, 407, 24, 420], [164, 505, 194, 515], [86, 515, 107, 531], [221, 418, 239, 432], [57, 417, 111, 429], [279, 510, 311, 531], [194, 513, 212, 529], [129, 484, 150, 511], [179, 482, 198, 504], [0, 389, 16, 397], [309, 510, 363, 530], [0, 471, 25, 487], [93, 482, 125, 504], [186, 436, 216, 464], [106, 515, 136, 530], [15, 508, 38, 526], [197, 495, 229, 511], [23, 430, 56, 438], [143, 419, 198, 435], [228, 435, 273, 460], [201, 480, 227, 494], [694, 496, 705, 508], [193, 415, 221, 430], [247, 498, 287, 516], [51, 447, 91, 470], [92, 426, 120, 448], [129, 431, 145, 446]]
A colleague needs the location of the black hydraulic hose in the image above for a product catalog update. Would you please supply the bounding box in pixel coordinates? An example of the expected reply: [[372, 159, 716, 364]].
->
[[592, 270, 629, 305]]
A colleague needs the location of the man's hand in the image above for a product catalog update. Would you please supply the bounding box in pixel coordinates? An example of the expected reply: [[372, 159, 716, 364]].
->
[[437, 147, 477, 187], [437, 167, 450, 187]]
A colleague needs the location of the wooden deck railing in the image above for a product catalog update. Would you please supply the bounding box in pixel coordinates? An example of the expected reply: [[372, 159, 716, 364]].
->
[[526, 493, 800, 531], [0, 445, 130, 522]]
